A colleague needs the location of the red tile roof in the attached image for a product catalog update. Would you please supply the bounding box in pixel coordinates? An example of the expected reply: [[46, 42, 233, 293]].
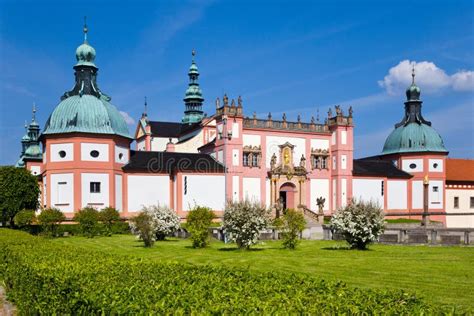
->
[[446, 158, 474, 182]]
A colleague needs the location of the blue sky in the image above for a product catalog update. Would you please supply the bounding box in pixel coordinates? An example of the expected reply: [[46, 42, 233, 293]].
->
[[0, 0, 473, 165]]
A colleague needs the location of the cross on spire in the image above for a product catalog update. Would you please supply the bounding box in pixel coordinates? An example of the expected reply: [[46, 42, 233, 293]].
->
[[32, 102, 36, 122], [192, 49, 196, 62], [83, 16, 88, 43], [411, 62, 416, 85]]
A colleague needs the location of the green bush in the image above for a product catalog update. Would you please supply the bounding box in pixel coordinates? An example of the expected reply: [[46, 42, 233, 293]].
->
[[186, 206, 215, 248], [13, 209, 36, 229], [330, 200, 385, 250], [274, 209, 306, 249], [37, 208, 65, 237], [73, 207, 100, 238], [0, 229, 438, 314], [99, 207, 121, 236], [129, 212, 156, 247]]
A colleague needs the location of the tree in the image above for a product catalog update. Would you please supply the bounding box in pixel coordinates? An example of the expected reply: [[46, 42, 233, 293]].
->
[[330, 200, 385, 250], [186, 206, 215, 248], [223, 200, 271, 249], [73, 207, 100, 238], [274, 209, 306, 249], [99, 207, 121, 236], [37, 208, 65, 237], [0, 166, 40, 227], [129, 212, 156, 247], [143, 205, 180, 241]]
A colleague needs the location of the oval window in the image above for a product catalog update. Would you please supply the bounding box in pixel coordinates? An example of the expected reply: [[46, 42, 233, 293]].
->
[[433, 163, 439, 169], [118, 153, 124, 160], [409, 163, 417, 169], [90, 150, 100, 158], [59, 150, 66, 158]]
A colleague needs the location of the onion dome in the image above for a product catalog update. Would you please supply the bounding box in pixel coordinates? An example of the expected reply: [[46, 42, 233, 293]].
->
[[382, 123, 447, 155], [42, 20, 131, 139], [182, 50, 205, 124], [382, 66, 447, 155]]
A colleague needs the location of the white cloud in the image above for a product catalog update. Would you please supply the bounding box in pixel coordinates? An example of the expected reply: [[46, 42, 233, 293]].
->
[[451, 70, 474, 91], [378, 60, 474, 95], [119, 111, 136, 125]]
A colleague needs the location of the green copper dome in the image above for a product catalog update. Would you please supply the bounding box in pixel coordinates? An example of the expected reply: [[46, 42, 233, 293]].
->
[[75, 42, 97, 67], [24, 144, 42, 157], [382, 123, 447, 155], [43, 95, 131, 139]]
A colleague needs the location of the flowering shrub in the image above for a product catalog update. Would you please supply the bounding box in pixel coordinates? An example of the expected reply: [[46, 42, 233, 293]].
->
[[330, 200, 385, 250], [274, 209, 306, 249], [129, 205, 180, 245], [186, 206, 215, 248], [223, 200, 271, 249]]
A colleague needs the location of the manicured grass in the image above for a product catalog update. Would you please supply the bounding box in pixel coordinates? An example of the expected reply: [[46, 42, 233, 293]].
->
[[53, 235, 474, 309]]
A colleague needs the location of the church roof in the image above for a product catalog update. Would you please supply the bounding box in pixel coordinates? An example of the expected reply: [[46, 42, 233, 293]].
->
[[446, 158, 474, 183], [382, 123, 447, 155], [43, 95, 131, 139], [123, 150, 224, 173], [148, 121, 201, 138], [353, 159, 412, 179]]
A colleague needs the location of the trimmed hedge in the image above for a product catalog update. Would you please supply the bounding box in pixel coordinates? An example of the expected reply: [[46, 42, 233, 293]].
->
[[0, 229, 437, 314]]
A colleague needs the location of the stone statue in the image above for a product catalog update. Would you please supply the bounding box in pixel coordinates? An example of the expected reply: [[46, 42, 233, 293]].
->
[[215, 97, 220, 108], [311, 116, 315, 124], [282, 113, 287, 122], [348, 106, 353, 117], [335, 105, 342, 115], [316, 197, 325, 215], [223, 94, 229, 106], [328, 108, 333, 118], [253, 112, 257, 119], [297, 114, 301, 122], [270, 153, 277, 170], [238, 95, 242, 107], [300, 154, 306, 168], [231, 99, 236, 107]]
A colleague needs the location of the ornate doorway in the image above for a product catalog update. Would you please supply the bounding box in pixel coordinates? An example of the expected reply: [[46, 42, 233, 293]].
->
[[279, 182, 296, 210]]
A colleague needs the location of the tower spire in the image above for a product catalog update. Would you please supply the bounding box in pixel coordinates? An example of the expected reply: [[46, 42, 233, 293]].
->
[[142, 96, 148, 118], [182, 50, 204, 124]]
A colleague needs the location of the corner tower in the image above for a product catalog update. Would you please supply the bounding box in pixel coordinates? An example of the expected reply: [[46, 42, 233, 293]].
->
[[40, 20, 132, 215], [182, 50, 205, 124]]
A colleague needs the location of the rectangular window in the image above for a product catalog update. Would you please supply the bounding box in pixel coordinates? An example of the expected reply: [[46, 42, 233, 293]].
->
[[184, 176, 188, 195], [90, 182, 101, 193], [454, 196, 459, 209], [321, 157, 328, 169], [243, 153, 249, 166], [252, 154, 258, 167], [471, 197, 474, 209]]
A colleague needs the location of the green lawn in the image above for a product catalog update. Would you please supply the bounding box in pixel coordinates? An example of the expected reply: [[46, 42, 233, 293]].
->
[[53, 235, 474, 309]]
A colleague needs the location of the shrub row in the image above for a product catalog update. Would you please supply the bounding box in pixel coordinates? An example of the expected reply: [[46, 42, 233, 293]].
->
[[0, 229, 438, 314], [15, 222, 130, 236]]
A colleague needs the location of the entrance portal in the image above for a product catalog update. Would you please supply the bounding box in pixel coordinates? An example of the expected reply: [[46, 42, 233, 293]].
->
[[279, 182, 297, 210]]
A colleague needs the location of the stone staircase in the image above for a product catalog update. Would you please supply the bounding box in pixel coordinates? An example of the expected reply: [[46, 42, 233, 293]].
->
[[299, 205, 324, 240]]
